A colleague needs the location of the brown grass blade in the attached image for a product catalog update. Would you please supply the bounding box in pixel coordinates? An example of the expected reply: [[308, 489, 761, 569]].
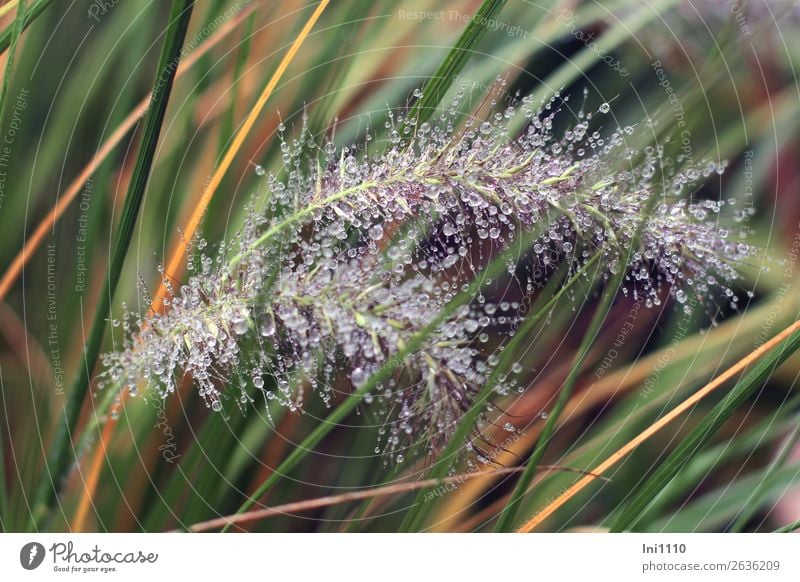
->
[[179, 464, 606, 532]]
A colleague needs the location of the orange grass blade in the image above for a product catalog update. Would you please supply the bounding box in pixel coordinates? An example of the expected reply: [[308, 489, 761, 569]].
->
[[0, 1, 19, 20], [71, 1, 329, 532], [0, 1, 259, 302], [515, 317, 800, 533], [150, 0, 330, 315]]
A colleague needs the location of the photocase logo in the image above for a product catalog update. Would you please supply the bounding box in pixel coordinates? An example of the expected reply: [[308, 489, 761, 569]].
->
[[19, 542, 46, 570]]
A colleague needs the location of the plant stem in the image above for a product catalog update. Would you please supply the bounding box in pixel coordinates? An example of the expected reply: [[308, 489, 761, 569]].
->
[[494, 192, 659, 532], [0, 0, 27, 532], [404, 0, 508, 128]]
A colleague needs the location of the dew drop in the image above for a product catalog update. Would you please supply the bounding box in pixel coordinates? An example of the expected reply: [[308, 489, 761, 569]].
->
[[368, 224, 384, 241], [352, 367, 368, 387]]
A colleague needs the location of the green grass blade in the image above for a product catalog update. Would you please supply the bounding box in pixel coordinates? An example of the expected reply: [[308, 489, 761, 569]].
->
[[611, 329, 800, 532], [0, 369, 9, 530], [0, 0, 31, 532], [0, 0, 51, 55], [774, 517, 800, 533], [216, 13, 255, 160], [647, 463, 800, 532], [0, 0, 26, 117], [31, 0, 196, 529], [399, 253, 604, 532], [729, 412, 800, 532], [494, 185, 662, 531], [637, 394, 800, 526], [493, 260, 627, 531], [405, 0, 507, 128]]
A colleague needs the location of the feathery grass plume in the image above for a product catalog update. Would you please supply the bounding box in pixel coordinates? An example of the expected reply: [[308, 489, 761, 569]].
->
[[101, 90, 752, 460]]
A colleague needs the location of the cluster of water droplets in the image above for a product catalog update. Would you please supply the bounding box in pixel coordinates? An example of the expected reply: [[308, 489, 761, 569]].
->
[[101, 89, 752, 462]]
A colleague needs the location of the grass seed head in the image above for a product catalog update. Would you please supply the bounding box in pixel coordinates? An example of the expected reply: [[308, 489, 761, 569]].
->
[[101, 91, 752, 460]]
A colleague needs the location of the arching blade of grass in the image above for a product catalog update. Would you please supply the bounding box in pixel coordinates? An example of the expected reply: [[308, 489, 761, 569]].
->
[[31, 0, 196, 529], [404, 0, 508, 128]]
